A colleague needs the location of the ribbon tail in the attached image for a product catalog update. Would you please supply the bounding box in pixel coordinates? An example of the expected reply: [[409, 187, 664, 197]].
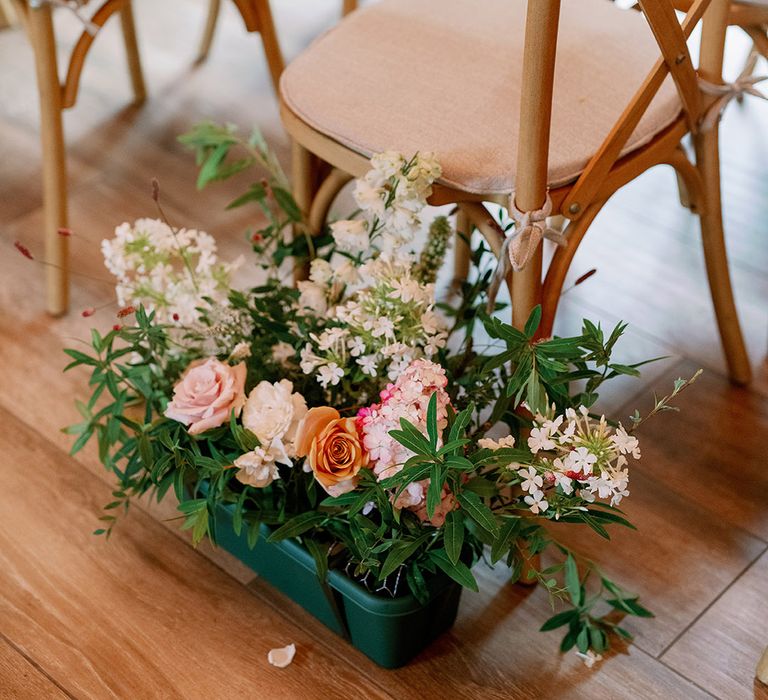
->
[[509, 224, 543, 272]]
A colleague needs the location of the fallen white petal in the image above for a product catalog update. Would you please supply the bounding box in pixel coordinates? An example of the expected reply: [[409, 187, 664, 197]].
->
[[268, 643, 296, 668], [575, 650, 603, 668]]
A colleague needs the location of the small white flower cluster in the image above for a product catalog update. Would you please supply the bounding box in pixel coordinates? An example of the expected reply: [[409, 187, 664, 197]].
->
[[523, 406, 638, 513], [485, 406, 639, 515], [101, 218, 242, 325], [299, 255, 448, 388]]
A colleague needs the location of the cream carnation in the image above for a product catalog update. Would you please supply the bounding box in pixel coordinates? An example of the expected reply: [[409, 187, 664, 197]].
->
[[241, 380, 308, 457]]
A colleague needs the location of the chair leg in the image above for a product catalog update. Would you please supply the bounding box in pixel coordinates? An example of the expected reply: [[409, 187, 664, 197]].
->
[[291, 140, 318, 283], [28, 3, 68, 316], [254, 0, 284, 95], [196, 0, 220, 64], [341, 0, 357, 17], [0, 0, 16, 29], [119, 2, 146, 104], [511, 248, 542, 331], [694, 128, 752, 385], [453, 206, 471, 288]]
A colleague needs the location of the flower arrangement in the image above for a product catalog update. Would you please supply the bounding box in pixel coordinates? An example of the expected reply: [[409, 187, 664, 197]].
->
[[64, 123, 698, 662]]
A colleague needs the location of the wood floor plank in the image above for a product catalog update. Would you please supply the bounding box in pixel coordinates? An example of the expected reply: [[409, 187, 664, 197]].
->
[[0, 407, 391, 700], [247, 561, 713, 700], [0, 637, 70, 700], [662, 550, 768, 700], [619, 360, 768, 542], [550, 361, 768, 657]]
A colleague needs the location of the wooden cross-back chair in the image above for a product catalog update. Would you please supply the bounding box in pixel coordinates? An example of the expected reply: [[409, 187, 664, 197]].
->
[[280, 0, 752, 385]]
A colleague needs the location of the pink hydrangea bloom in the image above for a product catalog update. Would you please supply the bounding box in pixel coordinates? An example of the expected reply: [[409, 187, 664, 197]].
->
[[358, 359, 451, 479], [357, 359, 455, 523]]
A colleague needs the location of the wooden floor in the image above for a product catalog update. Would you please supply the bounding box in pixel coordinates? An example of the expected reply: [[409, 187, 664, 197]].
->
[[1, 2, 767, 698]]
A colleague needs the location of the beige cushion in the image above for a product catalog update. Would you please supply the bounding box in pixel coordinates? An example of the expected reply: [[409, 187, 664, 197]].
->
[[281, 0, 682, 195]]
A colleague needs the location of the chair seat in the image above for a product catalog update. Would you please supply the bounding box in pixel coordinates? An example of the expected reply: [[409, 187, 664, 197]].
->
[[280, 0, 682, 196]]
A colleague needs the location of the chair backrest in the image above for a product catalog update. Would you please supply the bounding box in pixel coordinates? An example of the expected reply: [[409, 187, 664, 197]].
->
[[513, 0, 730, 219]]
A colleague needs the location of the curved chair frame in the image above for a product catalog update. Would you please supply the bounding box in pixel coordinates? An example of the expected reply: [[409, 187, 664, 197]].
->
[[282, 0, 752, 385]]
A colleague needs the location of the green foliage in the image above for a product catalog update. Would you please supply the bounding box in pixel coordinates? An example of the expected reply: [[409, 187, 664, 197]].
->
[[539, 559, 653, 655], [481, 306, 662, 416], [178, 122, 311, 269]]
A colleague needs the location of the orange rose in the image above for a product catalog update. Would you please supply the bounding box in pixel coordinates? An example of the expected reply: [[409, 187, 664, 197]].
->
[[295, 407, 368, 496]]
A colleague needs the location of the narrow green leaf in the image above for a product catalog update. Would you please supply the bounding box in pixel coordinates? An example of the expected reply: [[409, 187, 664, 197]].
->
[[490, 517, 521, 564], [448, 403, 474, 442], [431, 549, 478, 591], [564, 553, 581, 606], [540, 609, 578, 631], [426, 463, 443, 519], [524, 304, 542, 338], [426, 392, 438, 450], [443, 510, 464, 565], [457, 491, 498, 535], [267, 512, 326, 542], [380, 534, 431, 579]]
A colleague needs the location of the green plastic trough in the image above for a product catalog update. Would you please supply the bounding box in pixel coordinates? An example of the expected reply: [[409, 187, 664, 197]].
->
[[204, 489, 462, 668]]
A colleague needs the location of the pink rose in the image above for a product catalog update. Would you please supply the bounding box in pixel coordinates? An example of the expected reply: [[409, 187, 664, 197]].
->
[[165, 358, 247, 435]]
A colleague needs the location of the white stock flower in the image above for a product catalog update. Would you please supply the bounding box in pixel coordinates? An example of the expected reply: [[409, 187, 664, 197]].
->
[[331, 219, 370, 254], [370, 151, 406, 179], [309, 258, 333, 284], [297, 280, 328, 314], [353, 179, 386, 217], [241, 380, 308, 457]]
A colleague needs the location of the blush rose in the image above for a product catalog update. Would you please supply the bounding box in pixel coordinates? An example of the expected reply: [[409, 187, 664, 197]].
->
[[295, 407, 368, 496], [164, 357, 246, 435]]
